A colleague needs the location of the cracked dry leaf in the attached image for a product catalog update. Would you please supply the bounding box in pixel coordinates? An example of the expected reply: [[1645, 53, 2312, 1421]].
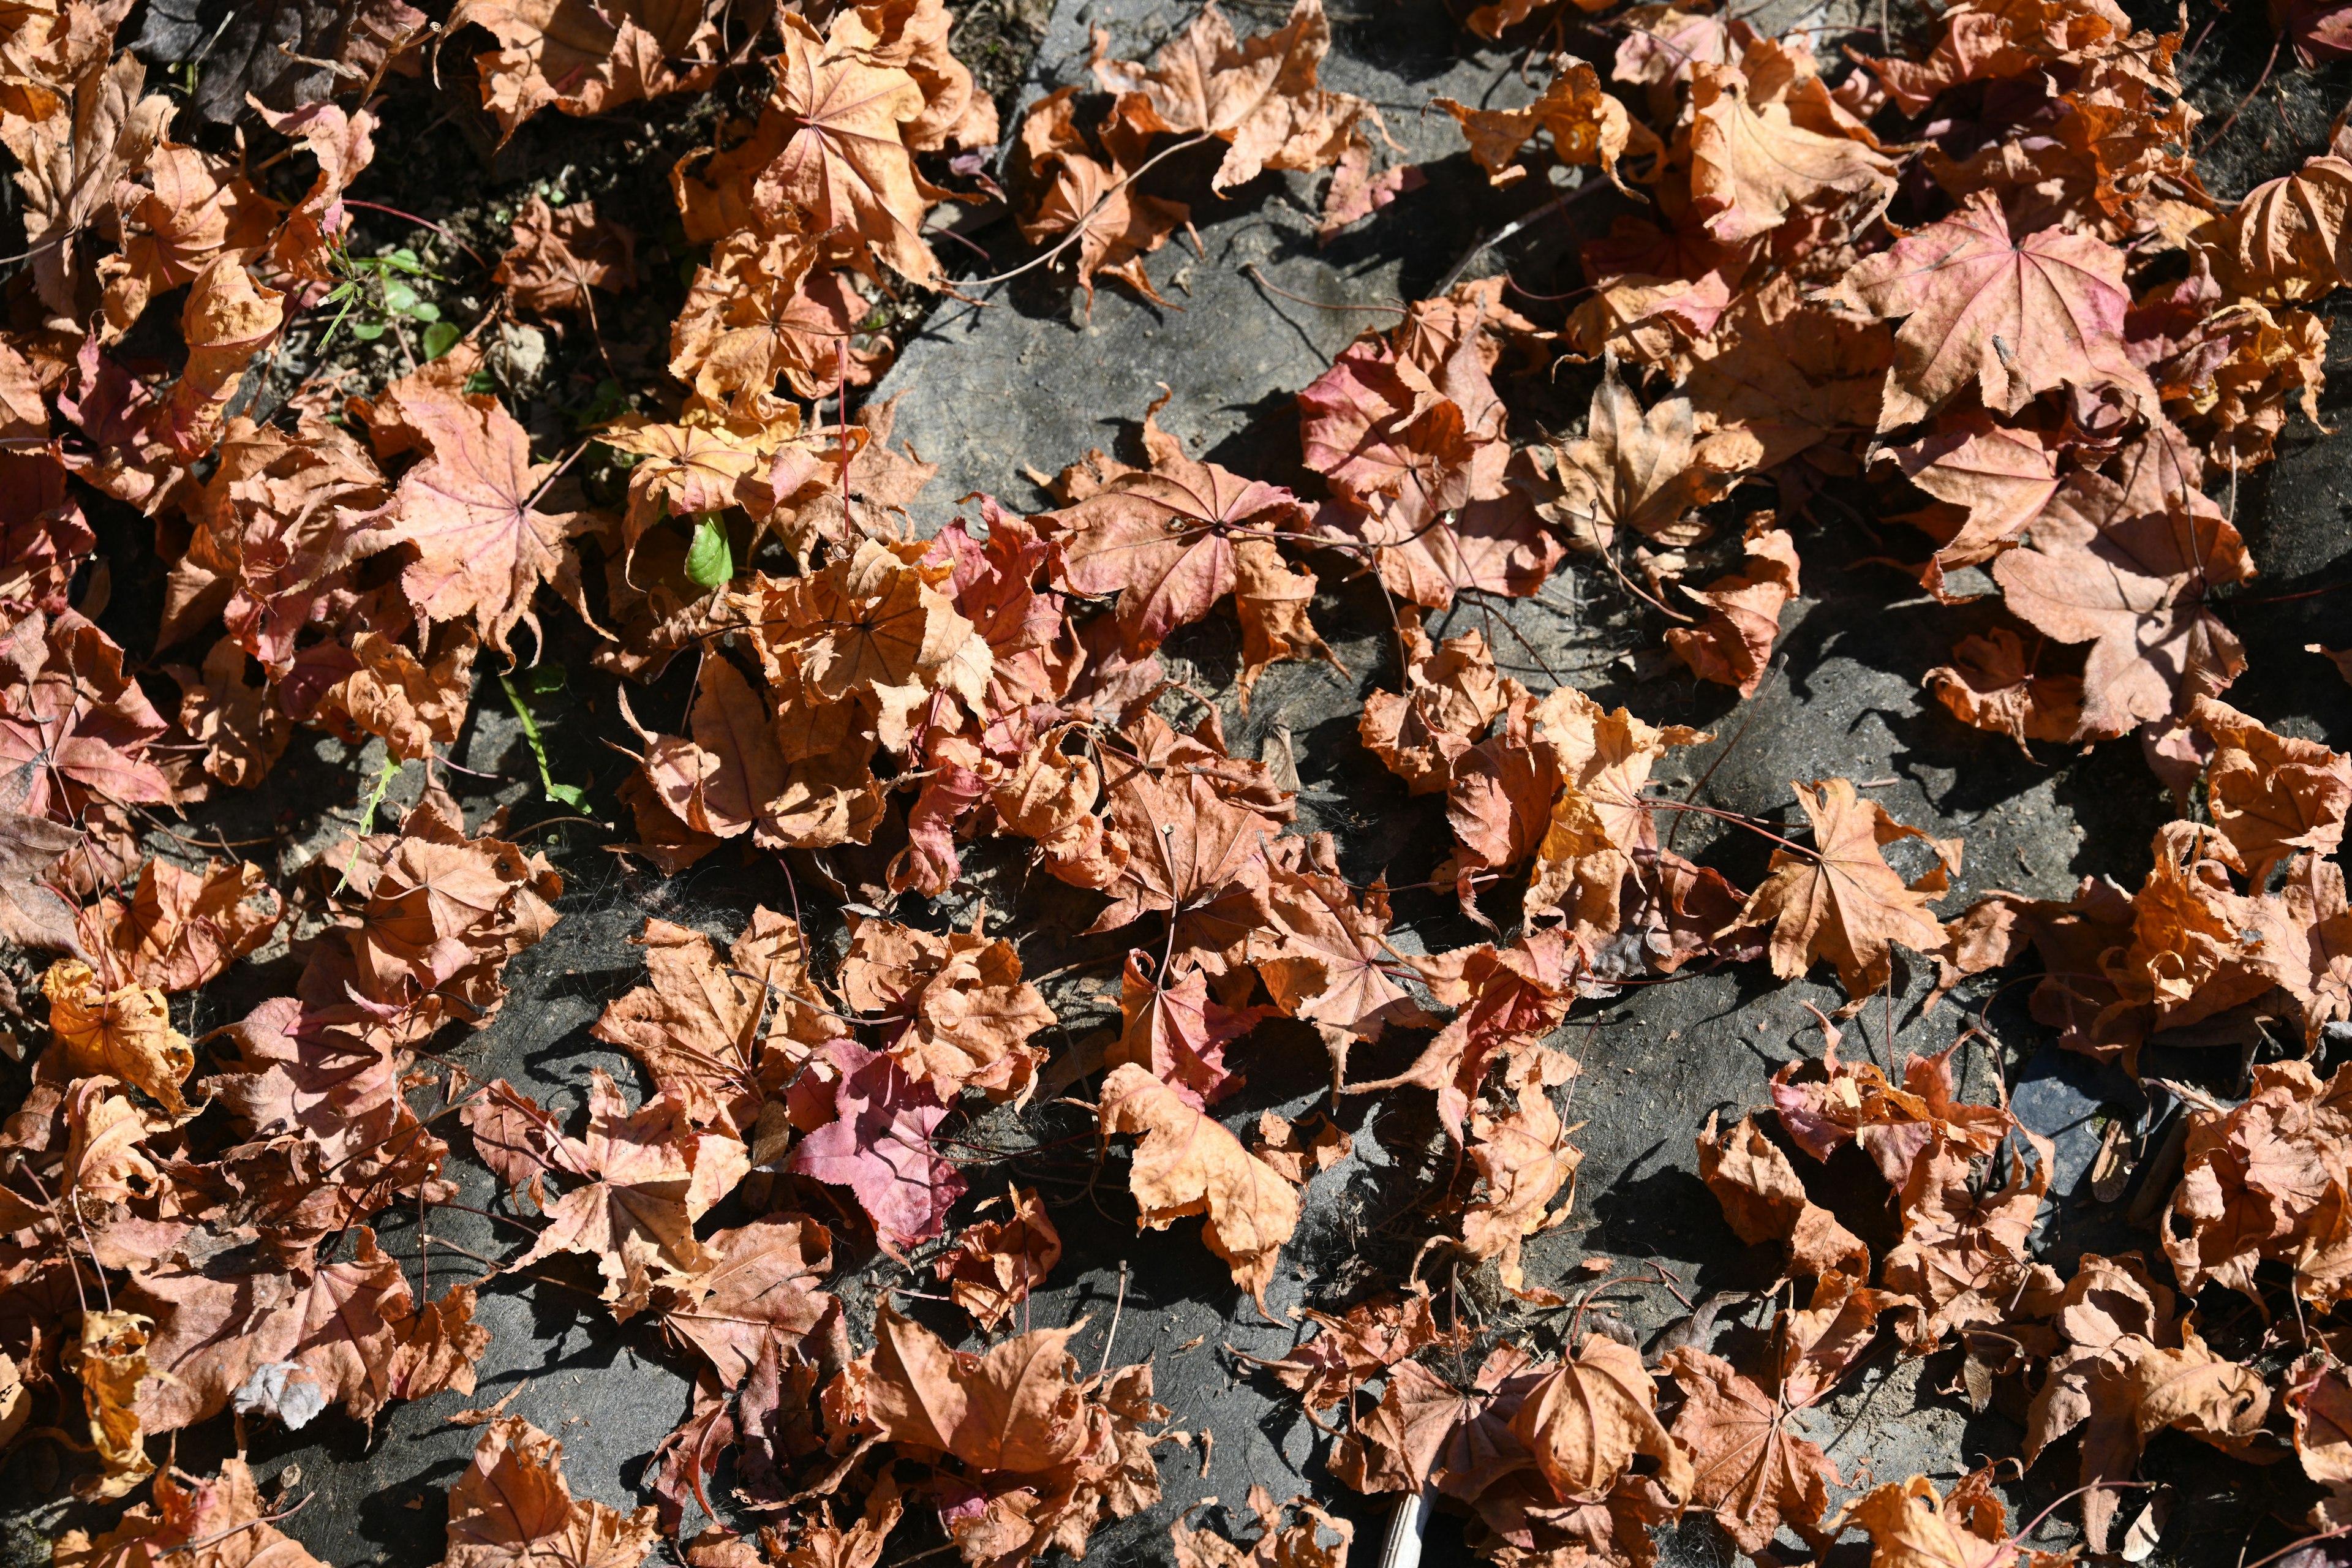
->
[[444, 1416, 660, 1568], [72, 1308, 155, 1500], [1253, 1109, 1351, 1185], [386, 389, 590, 660], [1093, 0, 1371, 192], [44, 958, 195, 1115], [1098, 1062, 1300, 1311], [2188, 697, 2352, 878], [935, 1185, 1060, 1332], [1232, 1287, 1463, 1412], [1738, 777, 1958, 1001], [511, 1069, 748, 1319], [1832, 189, 2153, 429]]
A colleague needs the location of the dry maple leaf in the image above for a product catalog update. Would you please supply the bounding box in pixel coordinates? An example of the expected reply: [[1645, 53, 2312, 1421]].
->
[[1883, 416, 2061, 595], [1436, 56, 1651, 190], [1046, 402, 1313, 656], [1666, 518, 1801, 696], [1512, 1332, 1694, 1504], [78, 857, 279, 993], [787, 1038, 965, 1251], [510, 1069, 748, 1318], [1738, 777, 1958, 1001], [43, 957, 196, 1115], [592, 910, 826, 1137], [1832, 189, 2153, 429], [1661, 1345, 1838, 1556], [1098, 1062, 1301, 1311], [2162, 1060, 2352, 1307], [1769, 1038, 2013, 1187], [2188, 697, 2351, 878], [1548, 357, 1753, 552], [0, 806, 81, 952], [2206, 151, 2352, 304], [1318, 137, 1421, 241], [1926, 627, 2087, 752], [840, 917, 1055, 1103], [752, 10, 937, 284], [935, 1185, 1061, 1332], [1687, 59, 1894, 244], [1834, 1468, 2070, 1568], [386, 388, 590, 659], [1348, 930, 1578, 1139], [670, 231, 886, 406], [1358, 622, 1519, 797], [1460, 1050, 1583, 1295], [451, 0, 726, 143], [1169, 1488, 1353, 1568], [55, 1457, 327, 1568], [655, 1214, 835, 1386], [1697, 1112, 1869, 1277], [1253, 1109, 1352, 1185], [1990, 440, 2251, 738], [69, 1308, 155, 1500], [443, 1415, 660, 1568], [1230, 1286, 1463, 1412], [1882, 1133, 2059, 1349], [1092, 0, 1371, 192], [496, 195, 636, 319], [1017, 86, 1191, 309]]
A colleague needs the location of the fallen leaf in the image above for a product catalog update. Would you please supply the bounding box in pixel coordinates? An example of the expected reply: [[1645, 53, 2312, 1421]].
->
[[443, 1415, 660, 1568], [1738, 777, 1958, 1001], [44, 958, 196, 1115], [1831, 189, 2153, 429], [1098, 1062, 1301, 1311], [935, 1185, 1061, 1332]]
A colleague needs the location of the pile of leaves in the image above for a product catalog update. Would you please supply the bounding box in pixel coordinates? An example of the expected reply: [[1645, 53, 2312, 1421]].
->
[[6, 0, 2352, 1564]]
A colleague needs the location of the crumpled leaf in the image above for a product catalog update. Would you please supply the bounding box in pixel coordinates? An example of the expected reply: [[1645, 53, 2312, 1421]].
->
[[1092, 0, 1373, 193], [496, 196, 637, 318], [451, 0, 727, 144], [78, 857, 281, 993], [1098, 1062, 1301, 1311], [935, 1185, 1061, 1332], [1666, 518, 1800, 698], [44, 958, 197, 1115], [443, 1416, 660, 1568]]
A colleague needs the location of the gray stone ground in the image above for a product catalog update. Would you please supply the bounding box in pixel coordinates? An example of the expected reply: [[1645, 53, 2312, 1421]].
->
[[8, 2, 2352, 1567]]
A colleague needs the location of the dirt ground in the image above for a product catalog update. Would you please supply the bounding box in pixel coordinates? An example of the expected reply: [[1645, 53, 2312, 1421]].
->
[[9, 1, 2352, 1566]]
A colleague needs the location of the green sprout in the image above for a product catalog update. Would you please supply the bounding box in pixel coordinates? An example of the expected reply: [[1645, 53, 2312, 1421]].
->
[[317, 246, 456, 355], [686, 513, 734, 588], [499, 665, 589, 812]]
